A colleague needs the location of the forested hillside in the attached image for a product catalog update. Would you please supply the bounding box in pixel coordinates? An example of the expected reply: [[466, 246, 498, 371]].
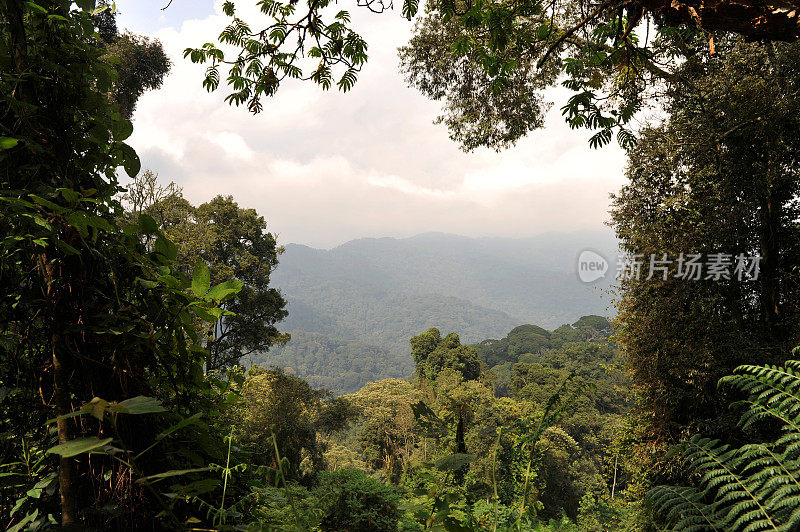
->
[[252, 316, 620, 395], [272, 232, 616, 332], [250, 330, 412, 394], [260, 232, 617, 387]]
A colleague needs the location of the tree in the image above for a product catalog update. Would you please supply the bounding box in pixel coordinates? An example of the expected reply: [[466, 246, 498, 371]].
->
[[411, 328, 482, 383], [231, 366, 354, 478], [398, 10, 558, 152], [314, 469, 401, 532], [0, 3, 233, 527], [186, 0, 794, 155], [610, 36, 800, 489], [92, 8, 171, 119], [346, 378, 420, 478], [122, 174, 289, 370], [410, 329, 483, 483]]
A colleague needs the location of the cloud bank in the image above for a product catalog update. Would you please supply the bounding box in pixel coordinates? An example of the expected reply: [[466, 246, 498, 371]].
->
[[118, 0, 627, 248]]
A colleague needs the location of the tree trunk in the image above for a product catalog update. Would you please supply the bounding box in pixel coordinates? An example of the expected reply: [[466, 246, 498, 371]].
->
[[43, 253, 79, 525], [52, 336, 78, 525], [454, 409, 467, 483], [759, 187, 781, 340]]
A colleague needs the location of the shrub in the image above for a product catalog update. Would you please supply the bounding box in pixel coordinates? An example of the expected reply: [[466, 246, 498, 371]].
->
[[314, 468, 401, 531]]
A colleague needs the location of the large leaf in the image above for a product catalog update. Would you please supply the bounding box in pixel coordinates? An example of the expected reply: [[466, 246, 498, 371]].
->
[[434, 453, 475, 472], [119, 142, 141, 177], [193, 305, 226, 323], [205, 279, 244, 302], [156, 412, 203, 441], [111, 119, 133, 141], [191, 260, 211, 297], [0, 137, 19, 150], [136, 467, 210, 484], [47, 437, 113, 457], [154, 236, 177, 262], [138, 213, 158, 234], [112, 396, 167, 415]]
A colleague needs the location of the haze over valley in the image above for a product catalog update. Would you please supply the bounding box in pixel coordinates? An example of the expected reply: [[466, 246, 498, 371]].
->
[[252, 230, 618, 392]]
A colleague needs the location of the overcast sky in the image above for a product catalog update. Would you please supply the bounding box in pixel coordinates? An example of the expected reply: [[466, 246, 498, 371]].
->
[[117, 0, 627, 249]]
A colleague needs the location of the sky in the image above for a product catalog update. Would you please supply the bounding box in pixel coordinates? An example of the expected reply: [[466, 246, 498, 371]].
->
[[116, 0, 627, 249]]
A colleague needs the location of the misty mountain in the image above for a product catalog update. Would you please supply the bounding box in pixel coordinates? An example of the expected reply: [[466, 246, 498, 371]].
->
[[249, 231, 618, 391], [273, 230, 617, 330]]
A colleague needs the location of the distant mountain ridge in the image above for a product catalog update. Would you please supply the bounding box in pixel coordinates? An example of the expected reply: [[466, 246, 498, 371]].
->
[[250, 231, 618, 392], [273, 230, 617, 329]]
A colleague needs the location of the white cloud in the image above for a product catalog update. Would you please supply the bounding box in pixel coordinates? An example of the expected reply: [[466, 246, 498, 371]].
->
[[204, 131, 255, 160], [117, 1, 627, 248]]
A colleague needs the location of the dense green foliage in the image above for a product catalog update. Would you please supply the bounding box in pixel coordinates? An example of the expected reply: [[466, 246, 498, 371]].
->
[[93, 10, 170, 120], [121, 171, 289, 370], [315, 469, 401, 531], [3, 0, 799, 529], [0, 2, 248, 528], [475, 316, 613, 368], [250, 330, 412, 394], [207, 0, 794, 150], [650, 353, 800, 530], [610, 37, 800, 515]]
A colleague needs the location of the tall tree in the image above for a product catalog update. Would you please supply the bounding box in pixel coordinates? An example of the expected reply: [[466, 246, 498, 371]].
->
[[122, 173, 289, 370], [610, 36, 800, 483], [0, 3, 230, 527], [411, 329, 482, 383], [410, 328, 482, 479], [94, 9, 171, 119]]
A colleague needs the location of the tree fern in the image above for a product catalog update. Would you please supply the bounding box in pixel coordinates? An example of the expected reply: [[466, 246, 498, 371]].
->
[[649, 354, 800, 531]]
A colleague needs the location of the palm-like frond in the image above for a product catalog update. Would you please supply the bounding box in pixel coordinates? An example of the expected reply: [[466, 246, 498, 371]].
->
[[648, 484, 719, 531], [649, 356, 800, 531]]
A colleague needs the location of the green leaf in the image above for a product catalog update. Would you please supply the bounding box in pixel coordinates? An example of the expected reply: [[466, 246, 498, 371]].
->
[[136, 467, 210, 484], [81, 397, 109, 420], [156, 413, 203, 441], [193, 305, 225, 323], [54, 240, 80, 255], [111, 119, 133, 141], [158, 274, 182, 289], [138, 214, 158, 234], [25, 3, 49, 15], [119, 142, 141, 177], [47, 437, 113, 457], [205, 279, 244, 302], [435, 453, 475, 472], [112, 396, 167, 415], [74, 0, 97, 11], [87, 214, 115, 233], [65, 211, 89, 237], [154, 236, 177, 262], [29, 194, 66, 214], [0, 137, 19, 150], [137, 278, 159, 290], [192, 260, 211, 297], [45, 410, 85, 425], [122, 222, 140, 235], [57, 188, 80, 203]]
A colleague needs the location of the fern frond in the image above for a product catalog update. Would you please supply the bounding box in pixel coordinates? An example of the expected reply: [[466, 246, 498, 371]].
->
[[649, 484, 719, 531], [650, 356, 800, 531], [722, 364, 800, 414]]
